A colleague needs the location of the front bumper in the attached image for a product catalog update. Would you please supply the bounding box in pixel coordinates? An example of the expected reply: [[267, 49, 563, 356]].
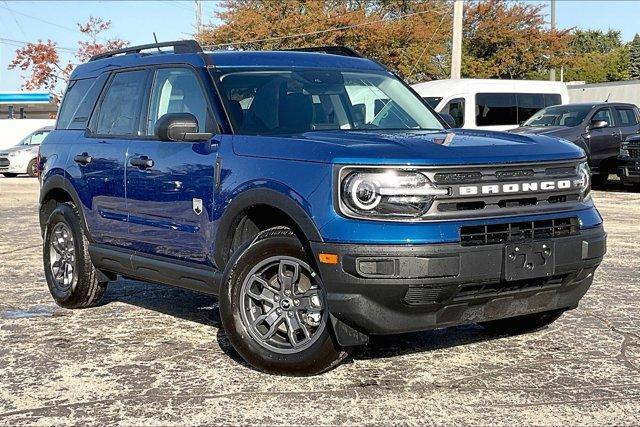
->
[[311, 225, 606, 336], [618, 159, 640, 184], [0, 156, 26, 174]]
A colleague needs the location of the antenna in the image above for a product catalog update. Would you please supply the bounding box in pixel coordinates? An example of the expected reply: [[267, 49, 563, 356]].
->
[[605, 92, 611, 102], [153, 32, 162, 53]]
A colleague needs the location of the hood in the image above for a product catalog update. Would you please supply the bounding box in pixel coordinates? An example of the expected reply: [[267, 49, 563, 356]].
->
[[233, 129, 585, 166], [510, 126, 575, 136], [0, 145, 37, 156]]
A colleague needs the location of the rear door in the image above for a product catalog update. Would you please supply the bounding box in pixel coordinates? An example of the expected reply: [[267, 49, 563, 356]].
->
[[614, 105, 640, 141], [74, 69, 150, 247], [125, 66, 219, 265]]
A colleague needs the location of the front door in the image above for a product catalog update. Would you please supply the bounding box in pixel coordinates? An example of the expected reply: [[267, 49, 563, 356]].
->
[[125, 67, 219, 265], [588, 106, 620, 168]]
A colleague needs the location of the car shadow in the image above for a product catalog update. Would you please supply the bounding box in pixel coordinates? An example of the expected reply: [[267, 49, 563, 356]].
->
[[593, 177, 640, 193], [100, 278, 512, 369]]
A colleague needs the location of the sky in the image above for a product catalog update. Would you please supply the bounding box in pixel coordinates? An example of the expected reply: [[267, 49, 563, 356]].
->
[[0, 0, 638, 92]]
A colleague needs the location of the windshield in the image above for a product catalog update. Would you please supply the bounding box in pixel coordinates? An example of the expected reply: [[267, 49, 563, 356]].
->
[[423, 97, 443, 108], [217, 68, 444, 135], [523, 105, 592, 127]]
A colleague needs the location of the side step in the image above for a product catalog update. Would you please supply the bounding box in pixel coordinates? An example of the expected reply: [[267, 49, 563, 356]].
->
[[89, 244, 221, 296]]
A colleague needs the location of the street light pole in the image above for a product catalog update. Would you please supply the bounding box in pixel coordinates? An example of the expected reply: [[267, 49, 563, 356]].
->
[[549, 0, 556, 81], [450, 0, 463, 79]]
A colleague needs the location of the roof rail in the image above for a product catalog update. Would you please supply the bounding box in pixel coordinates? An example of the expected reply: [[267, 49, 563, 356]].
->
[[282, 46, 363, 58], [89, 40, 203, 62]]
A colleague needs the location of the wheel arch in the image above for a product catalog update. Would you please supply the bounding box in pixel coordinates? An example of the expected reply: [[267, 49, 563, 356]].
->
[[213, 188, 323, 269], [39, 174, 90, 239]]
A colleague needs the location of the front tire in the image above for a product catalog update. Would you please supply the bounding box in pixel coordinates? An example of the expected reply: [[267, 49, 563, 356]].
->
[[27, 158, 38, 177], [219, 227, 347, 376], [2, 173, 18, 178], [43, 203, 106, 308]]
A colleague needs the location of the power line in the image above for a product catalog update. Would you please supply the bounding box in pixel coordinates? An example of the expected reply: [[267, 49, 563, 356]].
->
[[3, 0, 27, 37], [408, 9, 450, 80], [201, 8, 446, 49], [0, 37, 76, 53], [0, 4, 77, 33]]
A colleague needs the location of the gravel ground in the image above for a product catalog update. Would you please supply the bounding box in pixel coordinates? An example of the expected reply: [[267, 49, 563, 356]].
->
[[0, 177, 639, 426]]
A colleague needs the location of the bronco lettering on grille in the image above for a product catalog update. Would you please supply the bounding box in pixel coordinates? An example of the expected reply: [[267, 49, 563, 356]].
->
[[458, 179, 573, 196]]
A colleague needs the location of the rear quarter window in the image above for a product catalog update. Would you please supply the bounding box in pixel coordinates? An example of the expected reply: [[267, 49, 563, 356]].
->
[[56, 75, 107, 130]]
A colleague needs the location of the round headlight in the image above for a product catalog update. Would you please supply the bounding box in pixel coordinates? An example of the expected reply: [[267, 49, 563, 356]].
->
[[576, 162, 591, 198], [348, 177, 381, 210]]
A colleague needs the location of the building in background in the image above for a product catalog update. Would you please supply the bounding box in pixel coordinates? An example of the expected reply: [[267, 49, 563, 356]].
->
[[0, 92, 58, 119], [567, 80, 640, 105]]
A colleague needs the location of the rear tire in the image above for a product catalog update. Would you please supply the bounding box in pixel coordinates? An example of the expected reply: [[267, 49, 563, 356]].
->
[[591, 172, 609, 188], [480, 310, 564, 334], [27, 159, 38, 177], [43, 202, 107, 308], [219, 227, 348, 376], [2, 173, 18, 178]]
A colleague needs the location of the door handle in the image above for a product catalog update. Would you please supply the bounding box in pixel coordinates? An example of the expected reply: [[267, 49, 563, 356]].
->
[[130, 156, 154, 169], [73, 153, 92, 165]]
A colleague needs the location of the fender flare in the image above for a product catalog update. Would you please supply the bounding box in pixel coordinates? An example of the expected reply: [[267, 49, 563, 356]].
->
[[39, 174, 90, 238], [213, 188, 323, 268]]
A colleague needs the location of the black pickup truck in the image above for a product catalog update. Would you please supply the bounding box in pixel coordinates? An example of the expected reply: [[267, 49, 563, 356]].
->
[[619, 135, 640, 187], [511, 102, 640, 186]]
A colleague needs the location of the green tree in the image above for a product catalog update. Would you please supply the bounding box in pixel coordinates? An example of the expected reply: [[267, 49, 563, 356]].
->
[[571, 29, 622, 54], [564, 29, 629, 83], [629, 34, 640, 79]]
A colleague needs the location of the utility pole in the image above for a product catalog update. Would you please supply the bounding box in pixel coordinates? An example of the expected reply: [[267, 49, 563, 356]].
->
[[450, 0, 463, 79], [195, 0, 203, 40], [549, 0, 556, 81]]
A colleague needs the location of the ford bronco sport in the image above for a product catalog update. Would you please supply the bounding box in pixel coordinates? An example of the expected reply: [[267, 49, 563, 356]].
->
[[39, 40, 606, 376]]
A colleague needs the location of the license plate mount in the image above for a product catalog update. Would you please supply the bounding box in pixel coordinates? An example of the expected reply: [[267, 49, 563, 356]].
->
[[504, 241, 554, 281]]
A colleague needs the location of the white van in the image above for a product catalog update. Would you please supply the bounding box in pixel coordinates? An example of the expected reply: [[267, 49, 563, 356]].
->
[[412, 79, 569, 131]]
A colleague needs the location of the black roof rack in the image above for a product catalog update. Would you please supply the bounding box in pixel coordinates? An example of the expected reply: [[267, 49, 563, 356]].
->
[[89, 40, 203, 62], [282, 46, 363, 58]]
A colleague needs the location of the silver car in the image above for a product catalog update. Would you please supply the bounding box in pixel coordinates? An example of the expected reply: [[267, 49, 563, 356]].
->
[[0, 126, 52, 177]]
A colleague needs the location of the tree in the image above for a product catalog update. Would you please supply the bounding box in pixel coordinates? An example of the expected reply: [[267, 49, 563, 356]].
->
[[199, 0, 453, 83], [629, 34, 640, 80], [462, 0, 571, 79], [8, 16, 128, 96], [563, 29, 629, 83]]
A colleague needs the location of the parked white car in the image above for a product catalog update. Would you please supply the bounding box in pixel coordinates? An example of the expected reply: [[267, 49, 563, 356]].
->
[[412, 79, 569, 131], [0, 126, 52, 177]]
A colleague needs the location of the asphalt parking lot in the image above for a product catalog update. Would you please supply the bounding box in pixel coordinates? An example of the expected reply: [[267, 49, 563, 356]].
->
[[0, 177, 639, 425]]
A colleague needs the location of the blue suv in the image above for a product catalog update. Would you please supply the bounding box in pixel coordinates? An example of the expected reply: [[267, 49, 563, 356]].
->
[[39, 40, 606, 375]]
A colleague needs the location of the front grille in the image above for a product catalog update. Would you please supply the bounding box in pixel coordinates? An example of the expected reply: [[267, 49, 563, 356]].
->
[[629, 148, 640, 159], [454, 274, 567, 300], [460, 217, 579, 246], [0, 158, 9, 167], [404, 274, 568, 306]]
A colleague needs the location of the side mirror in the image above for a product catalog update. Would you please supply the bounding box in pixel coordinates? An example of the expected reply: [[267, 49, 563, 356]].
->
[[439, 112, 456, 128], [589, 119, 609, 130], [155, 113, 213, 142]]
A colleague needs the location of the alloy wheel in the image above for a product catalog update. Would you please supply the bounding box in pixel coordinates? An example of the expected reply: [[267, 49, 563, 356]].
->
[[48, 222, 77, 291], [240, 256, 327, 354]]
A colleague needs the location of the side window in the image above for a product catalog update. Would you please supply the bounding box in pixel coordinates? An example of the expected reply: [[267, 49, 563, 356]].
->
[[544, 94, 562, 107], [615, 107, 638, 126], [476, 93, 517, 126], [29, 131, 50, 145], [57, 78, 95, 130], [147, 68, 211, 135], [444, 98, 465, 127], [95, 70, 148, 136], [516, 94, 545, 124], [592, 108, 614, 125]]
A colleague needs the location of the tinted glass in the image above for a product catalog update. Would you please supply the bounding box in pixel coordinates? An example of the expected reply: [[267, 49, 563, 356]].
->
[[95, 70, 148, 136], [444, 98, 464, 127], [592, 108, 613, 125], [423, 97, 443, 108], [544, 94, 562, 107], [615, 107, 638, 126], [516, 93, 545, 123], [27, 130, 50, 145], [147, 68, 211, 135], [523, 105, 592, 127], [476, 93, 517, 126], [57, 78, 95, 129], [218, 69, 443, 135]]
